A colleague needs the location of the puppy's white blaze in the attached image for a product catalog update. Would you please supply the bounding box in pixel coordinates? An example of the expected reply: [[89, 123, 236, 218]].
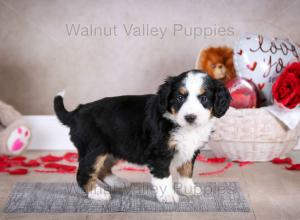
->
[[184, 72, 205, 94], [151, 175, 179, 203], [56, 90, 66, 97], [177, 72, 210, 126]]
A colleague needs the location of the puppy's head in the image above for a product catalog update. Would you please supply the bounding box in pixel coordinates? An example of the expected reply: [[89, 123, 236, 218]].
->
[[199, 47, 236, 83], [157, 70, 231, 127]]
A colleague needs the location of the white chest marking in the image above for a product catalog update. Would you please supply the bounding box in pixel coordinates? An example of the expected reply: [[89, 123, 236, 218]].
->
[[170, 120, 214, 168]]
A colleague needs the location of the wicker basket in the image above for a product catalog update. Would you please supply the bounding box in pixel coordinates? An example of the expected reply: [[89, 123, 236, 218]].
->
[[208, 107, 300, 161]]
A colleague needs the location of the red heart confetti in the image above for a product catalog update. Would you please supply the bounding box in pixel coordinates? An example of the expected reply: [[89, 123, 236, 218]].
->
[[258, 83, 265, 90], [246, 61, 257, 71]]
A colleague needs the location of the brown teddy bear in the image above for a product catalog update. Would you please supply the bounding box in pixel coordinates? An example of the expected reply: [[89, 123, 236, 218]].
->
[[0, 101, 31, 155], [196, 46, 236, 83]]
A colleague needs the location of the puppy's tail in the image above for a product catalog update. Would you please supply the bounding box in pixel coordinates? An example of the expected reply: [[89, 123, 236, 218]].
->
[[54, 90, 73, 127]]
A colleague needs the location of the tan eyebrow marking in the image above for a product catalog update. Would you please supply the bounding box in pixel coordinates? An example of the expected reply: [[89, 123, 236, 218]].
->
[[171, 107, 176, 115], [199, 87, 205, 95], [179, 86, 188, 95]]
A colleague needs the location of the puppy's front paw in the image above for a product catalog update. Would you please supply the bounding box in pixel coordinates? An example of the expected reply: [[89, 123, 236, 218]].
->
[[152, 176, 179, 203], [103, 175, 131, 188], [177, 177, 202, 196], [88, 184, 111, 201], [179, 185, 202, 196], [157, 191, 179, 203]]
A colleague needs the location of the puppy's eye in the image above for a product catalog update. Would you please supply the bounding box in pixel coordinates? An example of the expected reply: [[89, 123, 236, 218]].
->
[[176, 94, 185, 103], [198, 95, 208, 104], [211, 64, 216, 69]]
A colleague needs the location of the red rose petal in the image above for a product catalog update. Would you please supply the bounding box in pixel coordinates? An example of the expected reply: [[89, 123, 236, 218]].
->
[[198, 162, 233, 176], [44, 163, 77, 172], [196, 154, 227, 163], [40, 155, 63, 162], [21, 160, 41, 167], [286, 164, 300, 170], [207, 157, 227, 163], [63, 152, 78, 162], [10, 156, 27, 161], [0, 161, 11, 168], [8, 168, 28, 175], [0, 155, 9, 162], [271, 157, 293, 164]]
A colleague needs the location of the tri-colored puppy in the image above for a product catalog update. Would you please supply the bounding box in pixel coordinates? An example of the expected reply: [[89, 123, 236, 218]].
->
[[54, 69, 231, 203]]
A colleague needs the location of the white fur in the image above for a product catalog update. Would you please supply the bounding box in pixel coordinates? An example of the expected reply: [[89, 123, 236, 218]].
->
[[88, 184, 111, 201], [56, 90, 66, 97], [170, 120, 214, 168], [177, 177, 202, 196], [103, 174, 131, 188], [151, 175, 179, 203]]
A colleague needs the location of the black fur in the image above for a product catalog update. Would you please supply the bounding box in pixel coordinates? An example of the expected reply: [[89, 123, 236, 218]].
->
[[54, 70, 230, 192], [203, 76, 231, 118]]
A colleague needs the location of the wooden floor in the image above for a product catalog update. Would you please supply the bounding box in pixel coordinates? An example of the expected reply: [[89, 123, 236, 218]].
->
[[1, 150, 300, 220]]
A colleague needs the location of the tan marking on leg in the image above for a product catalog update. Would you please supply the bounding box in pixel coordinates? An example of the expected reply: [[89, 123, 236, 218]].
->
[[98, 155, 117, 180], [84, 154, 107, 193], [177, 161, 193, 178]]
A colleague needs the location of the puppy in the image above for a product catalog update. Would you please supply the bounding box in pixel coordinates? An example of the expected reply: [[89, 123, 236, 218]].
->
[[197, 46, 236, 83], [54, 70, 231, 203]]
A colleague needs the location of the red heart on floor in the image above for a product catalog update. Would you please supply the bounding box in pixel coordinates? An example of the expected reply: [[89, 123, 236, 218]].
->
[[237, 49, 243, 55], [246, 62, 257, 71]]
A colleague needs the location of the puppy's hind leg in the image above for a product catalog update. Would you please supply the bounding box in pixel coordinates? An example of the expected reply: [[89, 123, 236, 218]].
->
[[77, 152, 111, 201], [98, 155, 130, 188]]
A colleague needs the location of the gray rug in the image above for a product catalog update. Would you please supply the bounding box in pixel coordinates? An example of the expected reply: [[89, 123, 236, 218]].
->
[[4, 182, 250, 213]]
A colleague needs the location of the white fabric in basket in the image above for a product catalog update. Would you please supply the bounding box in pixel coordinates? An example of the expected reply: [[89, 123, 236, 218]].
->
[[266, 105, 300, 129]]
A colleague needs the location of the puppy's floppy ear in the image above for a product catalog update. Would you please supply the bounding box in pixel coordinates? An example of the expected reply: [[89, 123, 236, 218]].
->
[[157, 76, 174, 114], [212, 80, 231, 118]]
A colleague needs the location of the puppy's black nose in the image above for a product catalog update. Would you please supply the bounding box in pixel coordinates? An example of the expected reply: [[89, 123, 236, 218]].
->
[[184, 114, 197, 123]]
